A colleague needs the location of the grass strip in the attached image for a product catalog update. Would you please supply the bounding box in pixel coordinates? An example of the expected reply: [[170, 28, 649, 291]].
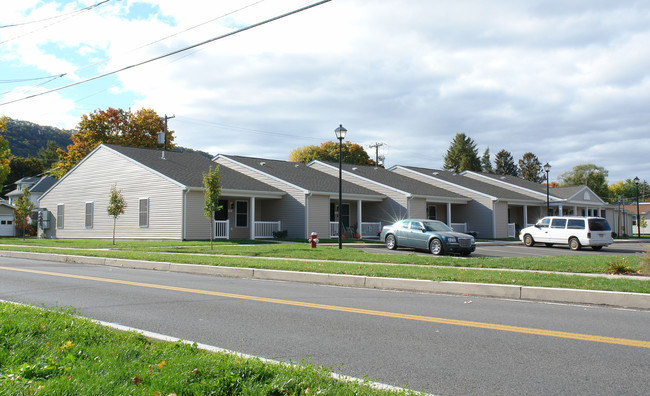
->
[[1, 246, 648, 294], [0, 302, 418, 395]]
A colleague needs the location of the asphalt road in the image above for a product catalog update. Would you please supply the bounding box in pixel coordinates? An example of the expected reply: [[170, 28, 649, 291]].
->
[[1, 256, 649, 395], [358, 240, 647, 258]]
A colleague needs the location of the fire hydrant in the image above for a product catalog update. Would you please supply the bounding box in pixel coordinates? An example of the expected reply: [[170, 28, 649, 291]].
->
[[309, 232, 319, 248]]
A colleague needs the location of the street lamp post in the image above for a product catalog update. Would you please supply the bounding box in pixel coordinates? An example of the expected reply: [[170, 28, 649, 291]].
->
[[335, 125, 347, 249], [544, 163, 551, 216], [634, 176, 640, 238]]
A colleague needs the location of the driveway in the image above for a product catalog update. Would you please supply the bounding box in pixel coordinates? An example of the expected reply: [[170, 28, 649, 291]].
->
[[356, 240, 647, 258]]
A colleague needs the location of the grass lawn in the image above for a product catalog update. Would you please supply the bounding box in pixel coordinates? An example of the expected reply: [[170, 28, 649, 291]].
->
[[0, 303, 416, 395], [0, 238, 648, 293]]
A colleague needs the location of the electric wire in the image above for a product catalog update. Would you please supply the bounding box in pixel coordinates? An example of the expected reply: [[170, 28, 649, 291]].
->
[[0, 0, 332, 107], [0, 0, 113, 29]]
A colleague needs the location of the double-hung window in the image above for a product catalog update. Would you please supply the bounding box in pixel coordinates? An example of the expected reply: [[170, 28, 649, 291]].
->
[[235, 201, 248, 228], [56, 204, 64, 229], [85, 202, 94, 229], [139, 198, 149, 228]]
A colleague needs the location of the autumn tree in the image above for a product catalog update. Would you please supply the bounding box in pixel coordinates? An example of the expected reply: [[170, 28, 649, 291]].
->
[[494, 149, 518, 176], [443, 133, 481, 173], [15, 187, 35, 240], [289, 141, 377, 166], [52, 108, 174, 178], [559, 163, 609, 200], [609, 179, 649, 202], [481, 148, 493, 173], [203, 165, 222, 250], [107, 184, 127, 246], [518, 152, 543, 182]]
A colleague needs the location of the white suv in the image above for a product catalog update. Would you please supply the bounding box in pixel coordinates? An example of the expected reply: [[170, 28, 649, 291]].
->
[[519, 216, 613, 251]]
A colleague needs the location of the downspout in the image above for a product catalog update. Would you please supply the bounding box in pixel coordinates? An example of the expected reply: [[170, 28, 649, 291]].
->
[[492, 200, 497, 239], [183, 189, 188, 240], [305, 193, 312, 239], [407, 195, 413, 218]]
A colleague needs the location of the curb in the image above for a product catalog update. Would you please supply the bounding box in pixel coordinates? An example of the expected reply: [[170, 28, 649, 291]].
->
[[2, 250, 649, 310]]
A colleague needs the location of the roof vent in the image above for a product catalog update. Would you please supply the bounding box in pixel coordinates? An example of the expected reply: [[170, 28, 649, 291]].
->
[[373, 167, 378, 170], [295, 164, 300, 168], [432, 172, 439, 175], [500, 176, 506, 180], [352, 167, 358, 171], [260, 161, 266, 166]]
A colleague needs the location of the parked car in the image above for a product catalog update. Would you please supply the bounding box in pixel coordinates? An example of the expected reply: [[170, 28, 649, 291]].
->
[[380, 219, 476, 256], [519, 216, 613, 251]]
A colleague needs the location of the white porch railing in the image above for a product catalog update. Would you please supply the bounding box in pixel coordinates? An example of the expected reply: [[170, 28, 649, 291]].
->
[[360, 222, 381, 239], [330, 222, 339, 238], [214, 220, 229, 239], [508, 223, 516, 238], [254, 221, 281, 239], [451, 222, 467, 233]]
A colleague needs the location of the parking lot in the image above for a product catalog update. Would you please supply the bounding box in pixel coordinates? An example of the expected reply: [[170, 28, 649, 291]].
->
[[357, 240, 648, 258]]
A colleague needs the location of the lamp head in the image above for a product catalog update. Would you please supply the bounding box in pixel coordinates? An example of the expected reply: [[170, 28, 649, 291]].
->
[[334, 124, 347, 140]]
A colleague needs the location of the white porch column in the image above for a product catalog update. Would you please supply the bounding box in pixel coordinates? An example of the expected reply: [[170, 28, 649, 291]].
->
[[357, 199, 362, 238], [523, 205, 528, 227], [558, 205, 563, 216], [447, 202, 452, 226], [574, 206, 578, 216], [250, 197, 256, 240]]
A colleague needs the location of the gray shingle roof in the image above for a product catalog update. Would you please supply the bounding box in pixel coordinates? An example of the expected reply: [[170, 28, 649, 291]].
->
[[222, 155, 382, 196], [401, 166, 544, 202], [467, 172, 549, 194], [105, 145, 281, 193], [29, 176, 57, 193], [319, 161, 466, 200]]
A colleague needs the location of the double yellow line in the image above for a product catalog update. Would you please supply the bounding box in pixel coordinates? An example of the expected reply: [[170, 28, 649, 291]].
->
[[3, 265, 649, 349]]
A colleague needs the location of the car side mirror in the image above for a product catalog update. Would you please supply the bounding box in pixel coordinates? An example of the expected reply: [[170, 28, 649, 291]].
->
[[419, 226, 426, 232]]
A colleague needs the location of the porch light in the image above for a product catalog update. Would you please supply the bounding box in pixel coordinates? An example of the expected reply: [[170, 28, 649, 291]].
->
[[335, 125, 347, 249]]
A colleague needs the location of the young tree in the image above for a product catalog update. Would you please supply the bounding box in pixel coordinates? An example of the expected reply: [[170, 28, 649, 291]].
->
[[53, 108, 174, 178], [289, 141, 377, 166], [443, 133, 481, 173], [559, 164, 609, 200], [107, 184, 127, 246], [481, 148, 493, 173], [203, 165, 222, 250], [494, 149, 518, 176], [14, 186, 35, 240], [518, 152, 543, 182]]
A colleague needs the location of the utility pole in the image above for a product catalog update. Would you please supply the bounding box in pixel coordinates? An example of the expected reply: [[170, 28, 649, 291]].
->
[[369, 142, 385, 165], [163, 114, 175, 151]]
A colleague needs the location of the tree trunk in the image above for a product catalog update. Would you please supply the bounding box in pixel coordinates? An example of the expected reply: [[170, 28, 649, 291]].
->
[[112, 218, 116, 246]]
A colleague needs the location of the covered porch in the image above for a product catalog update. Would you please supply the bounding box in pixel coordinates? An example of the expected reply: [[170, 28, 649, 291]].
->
[[213, 192, 284, 239], [329, 197, 384, 239]]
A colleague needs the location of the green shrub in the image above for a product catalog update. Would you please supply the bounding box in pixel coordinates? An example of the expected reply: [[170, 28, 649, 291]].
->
[[605, 257, 635, 274]]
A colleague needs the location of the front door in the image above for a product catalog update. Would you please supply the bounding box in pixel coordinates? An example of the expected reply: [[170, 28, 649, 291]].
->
[[340, 203, 350, 231]]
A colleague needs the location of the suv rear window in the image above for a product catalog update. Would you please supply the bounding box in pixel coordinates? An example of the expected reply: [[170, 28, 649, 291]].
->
[[589, 218, 611, 231], [567, 219, 585, 229]]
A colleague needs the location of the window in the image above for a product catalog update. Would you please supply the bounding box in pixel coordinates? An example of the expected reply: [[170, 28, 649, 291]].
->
[[551, 218, 567, 229], [57, 204, 64, 229], [235, 201, 248, 227], [85, 202, 94, 229], [537, 218, 550, 228], [567, 219, 585, 230], [427, 205, 437, 220], [139, 198, 149, 228], [401, 221, 410, 229], [410, 221, 423, 230]]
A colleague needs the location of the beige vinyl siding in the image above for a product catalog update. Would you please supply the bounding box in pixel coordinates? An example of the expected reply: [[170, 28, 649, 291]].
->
[[307, 194, 330, 238], [494, 201, 509, 238], [216, 158, 307, 238], [184, 190, 211, 240], [40, 147, 184, 240], [409, 198, 427, 219]]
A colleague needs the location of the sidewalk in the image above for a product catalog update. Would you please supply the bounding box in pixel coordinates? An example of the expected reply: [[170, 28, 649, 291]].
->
[[1, 249, 649, 310]]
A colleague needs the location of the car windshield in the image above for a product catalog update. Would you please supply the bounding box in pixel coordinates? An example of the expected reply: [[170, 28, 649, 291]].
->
[[422, 221, 452, 232], [589, 218, 611, 231]]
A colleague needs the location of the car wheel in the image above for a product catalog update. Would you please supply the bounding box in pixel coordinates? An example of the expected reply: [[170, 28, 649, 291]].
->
[[523, 234, 535, 247], [429, 238, 443, 255], [591, 246, 603, 251], [569, 237, 581, 251], [385, 234, 397, 250]]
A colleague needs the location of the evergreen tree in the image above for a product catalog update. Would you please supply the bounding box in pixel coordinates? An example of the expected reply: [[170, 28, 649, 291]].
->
[[38, 140, 61, 170], [494, 149, 518, 176], [443, 133, 481, 173], [518, 152, 543, 182], [481, 148, 493, 173]]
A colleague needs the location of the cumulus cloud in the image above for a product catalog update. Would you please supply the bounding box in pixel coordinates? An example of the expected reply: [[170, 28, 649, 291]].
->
[[0, 0, 649, 183]]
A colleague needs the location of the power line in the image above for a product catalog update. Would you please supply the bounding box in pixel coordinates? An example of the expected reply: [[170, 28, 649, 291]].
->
[[0, 0, 113, 29], [0, 0, 332, 107]]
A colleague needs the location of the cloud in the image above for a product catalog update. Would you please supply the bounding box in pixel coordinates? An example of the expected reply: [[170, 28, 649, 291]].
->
[[1, 0, 649, 184]]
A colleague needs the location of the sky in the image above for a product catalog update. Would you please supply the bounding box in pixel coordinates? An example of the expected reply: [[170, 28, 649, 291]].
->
[[1, 0, 649, 185]]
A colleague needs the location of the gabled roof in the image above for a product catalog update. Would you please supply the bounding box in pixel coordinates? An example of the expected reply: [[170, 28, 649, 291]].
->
[[219, 155, 383, 198], [313, 161, 468, 202], [397, 166, 544, 203], [29, 176, 57, 194], [105, 145, 282, 194]]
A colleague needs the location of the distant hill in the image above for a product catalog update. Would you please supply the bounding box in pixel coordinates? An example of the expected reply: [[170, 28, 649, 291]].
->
[[3, 118, 73, 157]]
